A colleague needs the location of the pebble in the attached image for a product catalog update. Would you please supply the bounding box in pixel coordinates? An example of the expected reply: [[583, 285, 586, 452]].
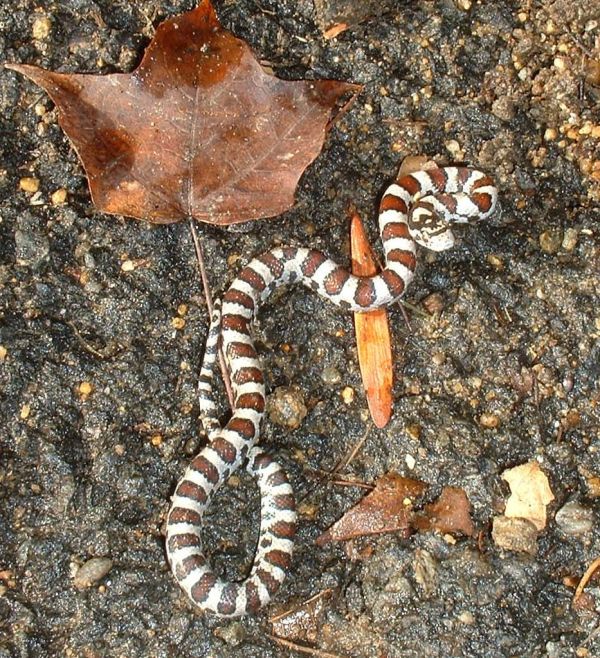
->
[[214, 622, 246, 647], [492, 97, 516, 122], [51, 188, 67, 205], [431, 351, 446, 366], [0, 345, 7, 361], [19, 177, 40, 193], [406, 424, 421, 440], [15, 214, 50, 268], [583, 473, 600, 498], [561, 228, 578, 251], [120, 259, 136, 272], [73, 557, 113, 588], [267, 386, 307, 429], [77, 381, 93, 400], [422, 292, 444, 314], [539, 229, 563, 254], [413, 549, 438, 595], [321, 365, 341, 385], [32, 15, 52, 40], [492, 515, 538, 554], [341, 386, 355, 404], [554, 501, 594, 536], [486, 254, 505, 271], [479, 412, 500, 429]]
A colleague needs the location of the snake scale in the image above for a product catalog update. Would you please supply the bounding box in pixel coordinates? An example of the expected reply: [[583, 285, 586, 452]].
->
[[166, 166, 498, 617]]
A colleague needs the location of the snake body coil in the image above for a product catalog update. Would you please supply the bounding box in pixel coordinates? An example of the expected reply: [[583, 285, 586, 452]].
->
[[166, 166, 498, 617]]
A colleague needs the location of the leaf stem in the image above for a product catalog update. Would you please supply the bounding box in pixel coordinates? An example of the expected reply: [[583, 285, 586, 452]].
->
[[188, 219, 235, 410]]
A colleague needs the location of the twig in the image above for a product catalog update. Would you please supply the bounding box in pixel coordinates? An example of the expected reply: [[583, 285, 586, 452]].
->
[[188, 219, 235, 409], [399, 299, 428, 319], [266, 634, 348, 658], [304, 469, 375, 490], [268, 589, 333, 623], [65, 319, 121, 360], [333, 426, 370, 474], [573, 556, 600, 605], [298, 427, 371, 505]]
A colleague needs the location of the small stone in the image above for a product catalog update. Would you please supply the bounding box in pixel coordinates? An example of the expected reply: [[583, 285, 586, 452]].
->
[[486, 254, 505, 270], [553, 56, 567, 72], [297, 501, 319, 520], [341, 386, 355, 405], [431, 351, 446, 366], [227, 252, 240, 267], [584, 59, 600, 86], [32, 15, 52, 40], [479, 412, 500, 428], [413, 549, 438, 595], [20, 404, 31, 420], [121, 259, 135, 272], [543, 127, 558, 141], [491, 97, 515, 122], [458, 611, 475, 624], [51, 188, 67, 205], [268, 386, 307, 429], [73, 557, 113, 588], [177, 304, 188, 316], [583, 473, 600, 498], [561, 228, 578, 251], [422, 292, 444, 314], [0, 345, 7, 361], [406, 424, 421, 440], [492, 515, 538, 554], [214, 622, 246, 647], [445, 139, 463, 158], [405, 454, 416, 470], [78, 381, 93, 400], [555, 501, 594, 536], [321, 365, 341, 385], [539, 229, 562, 254], [19, 177, 40, 193], [171, 317, 185, 329]]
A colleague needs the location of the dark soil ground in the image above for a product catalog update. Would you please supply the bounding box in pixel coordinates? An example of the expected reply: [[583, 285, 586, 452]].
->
[[1, 1, 599, 657]]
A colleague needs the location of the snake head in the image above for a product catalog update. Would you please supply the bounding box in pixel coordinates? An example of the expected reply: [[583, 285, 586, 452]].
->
[[408, 202, 456, 252]]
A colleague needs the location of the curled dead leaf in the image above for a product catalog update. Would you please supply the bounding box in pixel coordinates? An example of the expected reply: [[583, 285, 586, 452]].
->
[[412, 486, 475, 537], [316, 472, 427, 546]]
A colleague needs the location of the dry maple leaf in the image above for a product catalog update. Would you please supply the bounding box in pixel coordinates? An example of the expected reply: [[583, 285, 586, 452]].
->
[[7, 0, 359, 225]]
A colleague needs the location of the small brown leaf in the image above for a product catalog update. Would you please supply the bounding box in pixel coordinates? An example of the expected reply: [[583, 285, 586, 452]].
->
[[350, 210, 393, 428], [8, 1, 360, 225], [412, 486, 474, 537], [316, 472, 427, 546]]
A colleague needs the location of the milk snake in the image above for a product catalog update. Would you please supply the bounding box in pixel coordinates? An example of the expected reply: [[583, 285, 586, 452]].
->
[[166, 166, 498, 617]]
